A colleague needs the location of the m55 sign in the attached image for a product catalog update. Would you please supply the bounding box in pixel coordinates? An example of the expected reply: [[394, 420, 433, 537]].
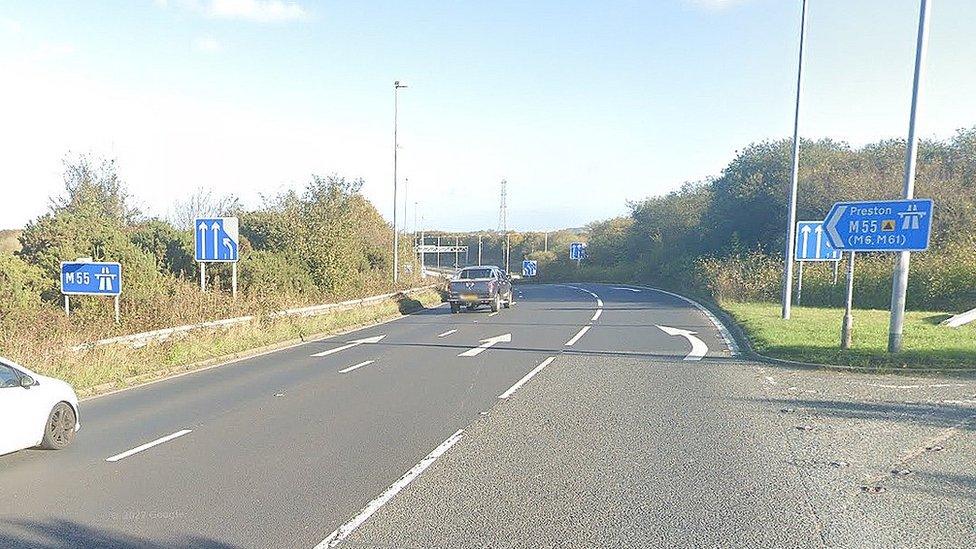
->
[[824, 199, 933, 252]]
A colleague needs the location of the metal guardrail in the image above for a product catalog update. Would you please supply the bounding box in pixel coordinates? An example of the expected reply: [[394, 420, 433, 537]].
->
[[71, 285, 438, 351], [941, 308, 976, 328]]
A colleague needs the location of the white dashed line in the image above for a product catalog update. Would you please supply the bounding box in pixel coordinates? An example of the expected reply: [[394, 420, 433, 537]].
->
[[315, 429, 464, 548], [565, 326, 591, 346], [437, 329, 457, 338], [105, 430, 193, 463], [339, 360, 375, 374], [499, 356, 556, 399], [487, 312, 499, 317]]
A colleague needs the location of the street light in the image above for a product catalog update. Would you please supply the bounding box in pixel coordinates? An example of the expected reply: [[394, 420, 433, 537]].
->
[[392, 80, 408, 285], [781, 0, 808, 320]]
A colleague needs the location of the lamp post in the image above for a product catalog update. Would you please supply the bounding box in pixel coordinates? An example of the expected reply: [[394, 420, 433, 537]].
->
[[781, 0, 808, 320], [392, 80, 408, 285]]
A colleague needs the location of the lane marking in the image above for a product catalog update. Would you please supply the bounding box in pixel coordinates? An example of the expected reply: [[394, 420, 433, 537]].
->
[[458, 333, 511, 357], [316, 429, 464, 548], [632, 285, 740, 356], [597, 298, 604, 307], [487, 312, 499, 317], [105, 429, 193, 462], [437, 329, 457, 338], [612, 287, 641, 293], [656, 325, 708, 361], [591, 309, 603, 321], [311, 335, 386, 357], [499, 356, 555, 399], [339, 360, 375, 374], [564, 326, 591, 346]]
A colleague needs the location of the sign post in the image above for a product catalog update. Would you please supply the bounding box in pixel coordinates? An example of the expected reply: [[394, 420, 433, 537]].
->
[[824, 199, 933, 350], [841, 252, 856, 349], [195, 217, 240, 296], [60, 260, 123, 324], [794, 220, 841, 306]]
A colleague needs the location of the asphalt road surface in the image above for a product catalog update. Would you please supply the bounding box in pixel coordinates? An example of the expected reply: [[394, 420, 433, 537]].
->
[[2, 283, 974, 548]]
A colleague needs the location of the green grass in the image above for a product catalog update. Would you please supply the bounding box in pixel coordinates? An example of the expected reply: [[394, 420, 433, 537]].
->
[[723, 301, 976, 371], [26, 289, 443, 396]]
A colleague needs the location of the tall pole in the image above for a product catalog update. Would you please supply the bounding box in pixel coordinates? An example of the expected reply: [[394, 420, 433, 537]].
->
[[403, 177, 409, 235], [841, 252, 856, 349], [478, 234, 483, 264], [544, 231, 549, 252], [392, 80, 408, 285], [781, 0, 808, 320], [505, 233, 511, 274], [889, 0, 932, 353]]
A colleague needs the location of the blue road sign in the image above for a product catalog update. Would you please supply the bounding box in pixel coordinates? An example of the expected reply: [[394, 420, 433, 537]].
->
[[195, 217, 239, 262], [522, 260, 538, 277], [824, 199, 933, 252], [60, 261, 122, 296], [570, 242, 587, 261], [795, 221, 841, 261]]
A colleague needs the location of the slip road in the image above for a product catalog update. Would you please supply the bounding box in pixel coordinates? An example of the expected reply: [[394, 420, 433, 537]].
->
[[0, 283, 729, 548]]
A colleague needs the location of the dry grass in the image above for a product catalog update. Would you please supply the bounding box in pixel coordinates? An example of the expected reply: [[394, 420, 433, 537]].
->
[[6, 289, 443, 396], [0, 229, 21, 254]]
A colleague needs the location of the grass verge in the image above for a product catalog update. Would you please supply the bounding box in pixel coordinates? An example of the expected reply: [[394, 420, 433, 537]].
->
[[723, 301, 976, 371], [34, 289, 443, 397]]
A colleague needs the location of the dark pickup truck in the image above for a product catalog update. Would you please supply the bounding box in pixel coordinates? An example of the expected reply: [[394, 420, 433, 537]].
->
[[447, 266, 514, 313]]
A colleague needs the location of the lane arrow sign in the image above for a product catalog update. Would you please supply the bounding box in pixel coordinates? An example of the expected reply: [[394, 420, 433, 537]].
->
[[197, 222, 207, 257], [311, 334, 386, 357], [656, 325, 708, 361], [814, 224, 823, 256], [800, 224, 811, 258], [211, 222, 220, 259], [458, 333, 511, 357]]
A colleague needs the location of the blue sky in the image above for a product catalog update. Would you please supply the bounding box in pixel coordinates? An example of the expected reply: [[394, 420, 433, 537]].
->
[[1, 0, 974, 231]]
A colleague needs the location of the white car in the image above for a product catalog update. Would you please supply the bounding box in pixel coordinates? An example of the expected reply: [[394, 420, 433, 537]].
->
[[0, 357, 81, 456]]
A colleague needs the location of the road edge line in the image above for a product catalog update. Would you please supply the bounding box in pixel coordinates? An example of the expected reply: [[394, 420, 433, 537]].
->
[[499, 356, 556, 399], [315, 429, 464, 548]]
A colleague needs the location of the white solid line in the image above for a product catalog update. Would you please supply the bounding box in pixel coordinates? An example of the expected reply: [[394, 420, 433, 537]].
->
[[487, 312, 499, 317], [105, 429, 193, 462], [339, 360, 375, 374], [437, 329, 458, 338], [597, 298, 604, 307], [591, 309, 603, 321], [499, 357, 555, 399], [316, 429, 464, 548], [612, 287, 641, 293], [564, 326, 591, 346]]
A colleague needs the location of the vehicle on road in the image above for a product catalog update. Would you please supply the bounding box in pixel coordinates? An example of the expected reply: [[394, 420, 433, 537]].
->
[[447, 266, 514, 313], [0, 357, 81, 456]]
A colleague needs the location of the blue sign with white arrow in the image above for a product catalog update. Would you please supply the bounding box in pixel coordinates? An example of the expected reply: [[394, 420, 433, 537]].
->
[[522, 260, 537, 277], [60, 261, 122, 296], [824, 199, 933, 252], [795, 220, 840, 261], [195, 217, 239, 262], [570, 242, 587, 261]]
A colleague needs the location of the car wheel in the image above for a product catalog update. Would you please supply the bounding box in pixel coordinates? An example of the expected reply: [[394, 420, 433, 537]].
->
[[503, 292, 513, 308], [40, 402, 76, 450], [450, 302, 460, 314], [490, 295, 501, 313]]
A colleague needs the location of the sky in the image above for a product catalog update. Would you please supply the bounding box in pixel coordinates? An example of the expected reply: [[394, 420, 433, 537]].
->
[[1, 0, 975, 232]]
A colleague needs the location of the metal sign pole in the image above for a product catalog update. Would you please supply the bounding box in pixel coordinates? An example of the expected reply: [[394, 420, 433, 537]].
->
[[455, 236, 459, 268], [796, 261, 804, 305], [200, 262, 206, 292], [781, 0, 809, 320], [833, 260, 839, 284], [64, 295, 70, 316], [437, 236, 441, 269], [841, 252, 856, 349], [232, 263, 238, 299], [478, 235, 482, 264], [114, 295, 120, 325], [889, 0, 932, 353]]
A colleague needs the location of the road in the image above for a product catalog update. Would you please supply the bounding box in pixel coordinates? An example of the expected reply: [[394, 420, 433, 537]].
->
[[1, 283, 974, 548]]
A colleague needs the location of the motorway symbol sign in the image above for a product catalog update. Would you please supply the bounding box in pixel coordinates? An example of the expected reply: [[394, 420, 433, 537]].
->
[[570, 242, 587, 261], [824, 199, 933, 252], [195, 217, 239, 262], [60, 261, 122, 296], [522, 260, 537, 277], [795, 221, 841, 261]]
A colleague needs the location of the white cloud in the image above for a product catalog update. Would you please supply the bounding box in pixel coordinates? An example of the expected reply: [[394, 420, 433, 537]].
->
[[207, 0, 306, 22], [0, 17, 23, 33], [195, 35, 221, 52]]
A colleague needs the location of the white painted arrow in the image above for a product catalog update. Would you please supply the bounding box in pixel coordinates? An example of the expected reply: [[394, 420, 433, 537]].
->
[[612, 287, 641, 293], [656, 325, 708, 361], [800, 225, 811, 258], [312, 335, 386, 357], [222, 237, 233, 259], [814, 225, 823, 258], [825, 205, 846, 249], [458, 333, 511, 357], [211, 222, 220, 259]]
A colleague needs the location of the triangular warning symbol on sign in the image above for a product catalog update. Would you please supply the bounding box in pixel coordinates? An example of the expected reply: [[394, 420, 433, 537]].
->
[[881, 219, 896, 231]]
